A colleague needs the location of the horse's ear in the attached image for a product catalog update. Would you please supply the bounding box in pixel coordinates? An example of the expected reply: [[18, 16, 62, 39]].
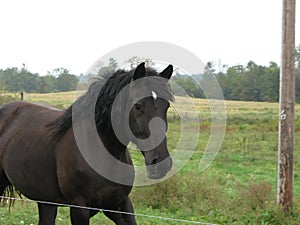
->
[[133, 62, 146, 80], [160, 65, 173, 80]]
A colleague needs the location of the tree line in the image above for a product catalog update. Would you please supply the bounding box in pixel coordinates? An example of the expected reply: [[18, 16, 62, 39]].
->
[[1, 45, 300, 103], [0, 66, 79, 93], [173, 61, 300, 103], [174, 44, 300, 103]]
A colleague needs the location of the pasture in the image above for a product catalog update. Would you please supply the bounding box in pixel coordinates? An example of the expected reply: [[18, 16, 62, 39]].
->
[[0, 91, 300, 224]]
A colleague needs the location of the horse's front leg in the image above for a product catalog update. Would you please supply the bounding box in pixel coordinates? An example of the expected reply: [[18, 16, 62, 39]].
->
[[104, 197, 137, 225], [37, 203, 58, 225], [70, 206, 91, 225]]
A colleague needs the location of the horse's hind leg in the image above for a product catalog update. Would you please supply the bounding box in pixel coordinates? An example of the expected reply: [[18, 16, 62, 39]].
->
[[37, 203, 57, 225]]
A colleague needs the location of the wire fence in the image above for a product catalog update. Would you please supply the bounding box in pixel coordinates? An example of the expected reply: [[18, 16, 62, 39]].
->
[[0, 195, 218, 225]]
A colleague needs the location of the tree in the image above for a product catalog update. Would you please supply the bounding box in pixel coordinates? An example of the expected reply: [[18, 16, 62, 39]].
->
[[125, 57, 154, 69], [172, 75, 205, 98], [0, 67, 39, 92], [54, 69, 78, 92], [47, 68, 69, 78], [204, 61, 216, 75], [240, 62, 264, 101], [260, 62, 280, 102], [37, 75, 56, 93], [218, 64, 244, 100], [97, 58, 119, 77]]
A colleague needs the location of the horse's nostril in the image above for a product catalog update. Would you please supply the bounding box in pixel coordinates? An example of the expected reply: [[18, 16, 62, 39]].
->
[[151, 158, 158, 165]]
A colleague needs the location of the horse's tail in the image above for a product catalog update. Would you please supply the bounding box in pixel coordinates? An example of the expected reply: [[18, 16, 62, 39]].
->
[[1, 184, 22, 211]]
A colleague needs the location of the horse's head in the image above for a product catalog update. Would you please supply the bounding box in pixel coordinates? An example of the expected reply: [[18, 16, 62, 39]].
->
[[127, 63, 173, 179]]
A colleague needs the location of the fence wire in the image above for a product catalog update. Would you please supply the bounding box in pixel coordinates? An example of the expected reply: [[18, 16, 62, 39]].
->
[[0, 195, 218, 225]]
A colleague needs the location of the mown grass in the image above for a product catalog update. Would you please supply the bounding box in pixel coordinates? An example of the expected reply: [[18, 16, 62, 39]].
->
[[0, 92, 300, 224]]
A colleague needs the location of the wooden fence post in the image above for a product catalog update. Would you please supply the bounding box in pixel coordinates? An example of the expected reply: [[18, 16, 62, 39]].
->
[[277, 0, 296, 210]]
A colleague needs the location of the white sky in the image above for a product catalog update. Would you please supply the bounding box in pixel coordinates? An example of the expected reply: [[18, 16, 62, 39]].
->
[[0, 0, 299, 75]]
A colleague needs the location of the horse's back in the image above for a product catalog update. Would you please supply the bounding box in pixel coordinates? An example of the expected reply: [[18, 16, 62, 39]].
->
[[0, 101, 62, 142]]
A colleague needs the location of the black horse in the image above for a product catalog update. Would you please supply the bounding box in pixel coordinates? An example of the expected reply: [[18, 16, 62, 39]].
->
[[0, 62, 173, 225]]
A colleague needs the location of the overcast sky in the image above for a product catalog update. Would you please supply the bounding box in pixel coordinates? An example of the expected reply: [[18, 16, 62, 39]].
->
[[0, 0, 299, 75]]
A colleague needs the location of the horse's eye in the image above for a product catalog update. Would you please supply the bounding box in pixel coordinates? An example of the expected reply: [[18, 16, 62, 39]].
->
[[134, 103, 142, 111]]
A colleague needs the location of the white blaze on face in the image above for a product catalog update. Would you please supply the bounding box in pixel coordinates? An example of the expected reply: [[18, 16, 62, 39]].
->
[[152, 91, 157, 100]]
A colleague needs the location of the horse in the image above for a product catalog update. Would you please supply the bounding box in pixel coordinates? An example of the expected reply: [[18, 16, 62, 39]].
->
[[0, 62, 174, 225]]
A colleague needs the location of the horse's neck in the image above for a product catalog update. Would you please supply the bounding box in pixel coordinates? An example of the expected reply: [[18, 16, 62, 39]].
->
[[99, 128, 129, 162]]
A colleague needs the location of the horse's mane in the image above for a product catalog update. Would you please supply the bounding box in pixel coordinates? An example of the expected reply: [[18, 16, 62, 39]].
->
[[47, 67, 173, 141]]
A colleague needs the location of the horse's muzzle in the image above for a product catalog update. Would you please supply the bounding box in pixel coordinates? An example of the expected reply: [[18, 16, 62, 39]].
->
[[146, 156, 172, 179]]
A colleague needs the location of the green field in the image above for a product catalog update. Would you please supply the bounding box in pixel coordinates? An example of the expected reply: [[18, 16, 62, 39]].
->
[[0, 92, 300, 224]]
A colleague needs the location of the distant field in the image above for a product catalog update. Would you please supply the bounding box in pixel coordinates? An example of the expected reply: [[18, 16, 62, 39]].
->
[[25, 91, 79, 109], [25, 91, 292, 114], [1, 91, 300, 224]]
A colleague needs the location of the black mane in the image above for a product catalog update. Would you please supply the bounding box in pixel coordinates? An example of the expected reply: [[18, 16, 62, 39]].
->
[[48, 67, 173, 140]]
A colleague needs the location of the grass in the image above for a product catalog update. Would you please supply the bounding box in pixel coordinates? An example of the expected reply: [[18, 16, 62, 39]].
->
[[0, 92, 20, 105], [1, 91, 300, 224]]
